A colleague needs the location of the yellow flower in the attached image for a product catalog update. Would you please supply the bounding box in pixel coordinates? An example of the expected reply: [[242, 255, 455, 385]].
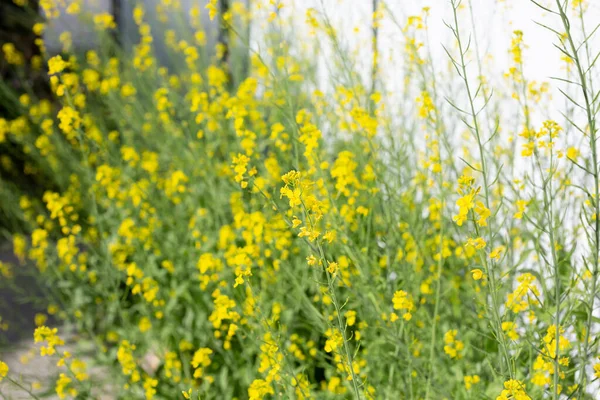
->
[[497, 379, 531, 400], [33, 326, 64, 356], [416, 90, 435, 119], [93, 13, 116, 29], [248, 379, 274, 400], [466, 237, 486, 250], [324, 328, 343, 353], [206, 0, 218, 21], [56, 372, 77, 398], [34, 313, 47, 326], [191, 348, 213, 378], [566, 147, 579, 161], [48, 55, 69, 75], [345, 310, 356, 326], [0, 361, 8, 381], [33, 22, 45, 35], [490, 246, 505, 260], [506, 273, 540, 313], [501, 321, 519, 340], [2, 43, 24, 65], [453, 185, 479, 226], [57, 106, 81, 138], [543, 325, 570, 359], [326, 261, 338, 274], [514, 200, 528, 219], [306, 255, 318, 266], [474, 201, 491, 227], [521, 142, 535, 157], [464, 375, 480, 390], [70, 359, 88, 381], [443, 330, 464, 359], [471, 269, 484, 280], [392, 290, 414, 321], [322, 230, 336, 243], [292, 216, 302, 228], [143, 377, 158, 399], [66, 1, 80, 14], [232, 154, 250, 188], [138, 317, 152, 333], [117, 340, 139, 382]]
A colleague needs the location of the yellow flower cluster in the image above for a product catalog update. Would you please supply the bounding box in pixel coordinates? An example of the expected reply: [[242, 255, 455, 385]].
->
[[443, 329, 464, 359], [117, 340, 141, 383], [0, 361, 8, 382], [497, 379, 531, 400], [464, 374, 480, 390], [392, 290, 415, 321], [33, 326, 64, 356], [453, 175, 489, 227], [1, 1, 599, 399], [505, 273, 540, 313], [191, 348, 213, 379]]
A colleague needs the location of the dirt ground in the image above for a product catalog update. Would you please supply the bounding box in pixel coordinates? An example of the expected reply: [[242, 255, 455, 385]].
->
[[0, 340, 60, 399], [1, 336, 115, 399]]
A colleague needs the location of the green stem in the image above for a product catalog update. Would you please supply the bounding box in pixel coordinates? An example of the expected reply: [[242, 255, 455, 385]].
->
[[551, 2, 599, 396], [6, 377, 42, 400], [449, 0, 512, 378]]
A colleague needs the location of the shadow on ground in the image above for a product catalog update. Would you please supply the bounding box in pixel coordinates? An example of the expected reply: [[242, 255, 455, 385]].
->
[[0, 241, 59, 399]]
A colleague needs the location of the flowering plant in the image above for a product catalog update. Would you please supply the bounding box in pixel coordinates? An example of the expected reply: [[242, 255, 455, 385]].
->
[[0, 0, 599, 399]]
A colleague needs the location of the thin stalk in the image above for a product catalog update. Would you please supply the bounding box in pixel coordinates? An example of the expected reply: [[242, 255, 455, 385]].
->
[[533, 139, 562, 400], [513, 29, 563, 398], [6, 377, 42, 400], [448, 0, 512, 377], [313, 225, 362, 399], [371, 0, 379, 99], [424, 221, 445, 400], [551, 2, 598, 396], [467, 0, 494, 136]]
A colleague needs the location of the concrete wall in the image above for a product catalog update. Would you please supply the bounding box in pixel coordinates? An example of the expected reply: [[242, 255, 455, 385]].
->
[[43, 0, 217, 59]]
